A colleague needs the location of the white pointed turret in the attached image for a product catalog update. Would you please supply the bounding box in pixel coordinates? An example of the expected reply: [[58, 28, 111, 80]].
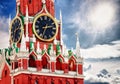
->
[[75, 33, 81, 58], [37, 42, 41, 54], [60, 10, 63, 45], [44, 44, 47, 51], [42, 0, 46, 4], [50, 45, 54, 56], [20, 33, 26, 52], [54, 37, 57, 45], [16, 0, 20, 6], [25, 5, 29, 41]]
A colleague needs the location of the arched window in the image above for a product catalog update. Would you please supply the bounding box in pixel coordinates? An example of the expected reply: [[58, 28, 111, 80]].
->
[[69, 58, 76, 71], [66, 81, 70, 84], [56, 57, 63, 70], [29, 55, 36, 67], [51, 79, 54, 84], [14, 61, 18, 69], [35, 80, 38, 84], [42, 56, 49, 69]]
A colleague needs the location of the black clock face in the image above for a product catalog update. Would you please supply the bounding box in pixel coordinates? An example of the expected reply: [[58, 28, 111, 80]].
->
[[33, 14, 58, 41], [10, 17, 23, 43]]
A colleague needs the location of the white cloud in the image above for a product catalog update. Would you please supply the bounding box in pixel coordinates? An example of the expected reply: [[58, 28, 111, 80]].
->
[[0, 32, 9, 48], [0, 16, 9, 48], [0, 16, 9, 32], [62, 33, 68, 41], [67, 0, 118, 35], [81, 40, 120, 58]]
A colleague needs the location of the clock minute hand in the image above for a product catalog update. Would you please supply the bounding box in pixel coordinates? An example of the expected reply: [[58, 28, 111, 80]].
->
[[42, 24, 48, 36], [46, 25, 52, 28]]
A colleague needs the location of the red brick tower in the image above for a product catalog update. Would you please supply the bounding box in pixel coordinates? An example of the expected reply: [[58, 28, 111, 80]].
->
[[0, 0, 84, 84]]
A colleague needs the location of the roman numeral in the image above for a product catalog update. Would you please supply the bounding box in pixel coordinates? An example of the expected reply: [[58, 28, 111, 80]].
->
[[40, 33, 43, 37], [52, 31, 55, 35], [35, 25, 39, 28], [44, 16, 47, 20], [52, 27, 56, 30], [52, 22, 55, 25], [40, 17, 43, 20], [36, 20, 40, 23], [49, 35, 51, 38], [36, 29, 39, 33], [44, 35, 47, 39]]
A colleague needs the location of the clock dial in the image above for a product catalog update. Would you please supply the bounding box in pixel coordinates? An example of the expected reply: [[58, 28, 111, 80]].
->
[[10, 17, 23, 43], [33, 14, 58, 41]]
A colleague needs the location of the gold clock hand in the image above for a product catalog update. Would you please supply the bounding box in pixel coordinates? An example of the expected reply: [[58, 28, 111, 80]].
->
[[46, 26, 52, 28], [42, 24, 48, 36]]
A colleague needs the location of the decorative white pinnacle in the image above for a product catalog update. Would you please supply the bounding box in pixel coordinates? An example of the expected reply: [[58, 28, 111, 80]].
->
[[54, 38, 57, 45], [32, 34, 36, 42], [25, 5, 29, 41], [37, 42, 41, 54], [75, 33, 81, 58], [50, 45, 54, 56], [20, 33, 26, 52], [42, 0, 46, 4], [60, 9, 63, 45], [44, 44, 47, 50]]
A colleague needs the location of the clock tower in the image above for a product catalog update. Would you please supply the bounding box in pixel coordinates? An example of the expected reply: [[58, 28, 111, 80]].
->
[[0, 0, 84, 84]]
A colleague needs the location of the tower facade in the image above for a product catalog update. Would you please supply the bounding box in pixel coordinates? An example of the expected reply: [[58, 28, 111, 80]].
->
[[0, 0, 84, 84]]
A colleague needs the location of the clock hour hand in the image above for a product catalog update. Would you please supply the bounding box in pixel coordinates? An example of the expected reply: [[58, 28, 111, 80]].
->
[[46, 26, 52, 28], [43, 25, 52, 29]]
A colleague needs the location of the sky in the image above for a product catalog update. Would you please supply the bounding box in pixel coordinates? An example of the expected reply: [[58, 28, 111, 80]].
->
[[0, 0, 120, 59]]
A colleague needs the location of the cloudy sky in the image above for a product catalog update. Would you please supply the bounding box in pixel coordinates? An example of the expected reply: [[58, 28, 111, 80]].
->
[[0, 0, 120, 58]]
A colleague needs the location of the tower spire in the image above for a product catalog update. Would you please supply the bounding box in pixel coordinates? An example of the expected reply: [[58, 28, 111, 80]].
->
[[42, 0, 46, 4], [37, 42, 41, 54], [60, 9, 63, 45], [75, 33, 81, 58], [25, 5, 29, 41], [20, 33, 26, 52]]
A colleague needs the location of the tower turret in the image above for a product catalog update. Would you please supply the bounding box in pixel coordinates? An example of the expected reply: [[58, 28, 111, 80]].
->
[[75, 33, 81, 58]]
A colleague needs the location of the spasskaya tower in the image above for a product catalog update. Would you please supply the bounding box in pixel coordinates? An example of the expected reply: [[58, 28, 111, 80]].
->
[[0, 0, 84, 84]]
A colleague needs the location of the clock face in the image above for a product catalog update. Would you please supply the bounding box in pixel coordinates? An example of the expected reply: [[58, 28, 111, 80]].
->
[[33, 14, 58, 41], [10, 17, 23, 43]]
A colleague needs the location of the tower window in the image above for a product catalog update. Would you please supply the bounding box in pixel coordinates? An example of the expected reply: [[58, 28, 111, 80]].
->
[[5, 70, 7, 77], [29, 0, 32, 3], [29, 55, 36, 67], [35, 80, 38, 84]]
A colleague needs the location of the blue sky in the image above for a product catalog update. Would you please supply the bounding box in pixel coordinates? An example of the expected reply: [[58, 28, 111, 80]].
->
[[0, 0, 120, 58]]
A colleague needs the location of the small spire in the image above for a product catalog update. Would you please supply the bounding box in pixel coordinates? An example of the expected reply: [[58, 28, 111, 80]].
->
[[60, 9, 63, 45], [37, 42, 41, 54], [75, 33, 81, 58], [20, 33, 26, 52], [54, 38, 57, 45], [25, 5, 29, 41], [50, 44, 54, 56], [33, 34, 36, 42], [44, 44, 47, 50], [42, 0, 46, 4]]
